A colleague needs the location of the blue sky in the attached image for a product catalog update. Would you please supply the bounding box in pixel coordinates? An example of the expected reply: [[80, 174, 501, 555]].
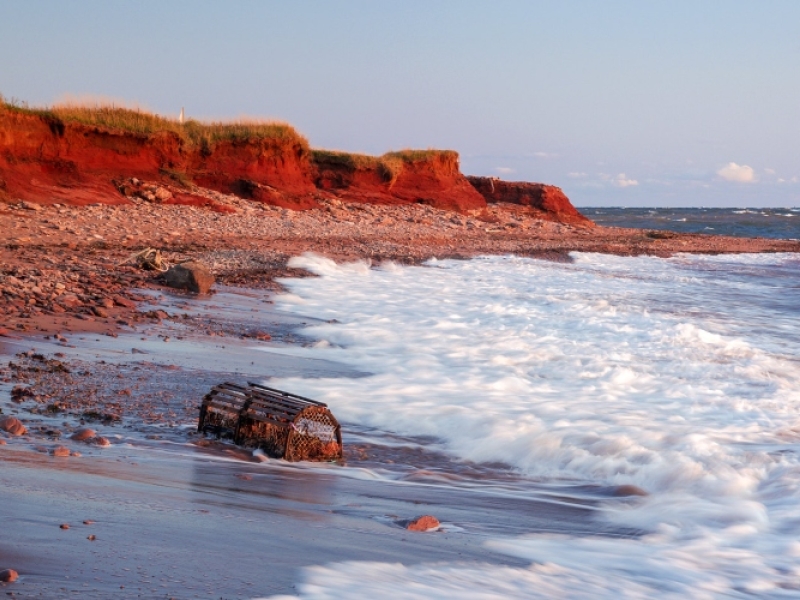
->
[[1, 1, 798, 207]]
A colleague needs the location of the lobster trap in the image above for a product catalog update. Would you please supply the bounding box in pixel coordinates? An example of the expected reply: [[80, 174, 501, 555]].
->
[[197, 382, 343, 462]]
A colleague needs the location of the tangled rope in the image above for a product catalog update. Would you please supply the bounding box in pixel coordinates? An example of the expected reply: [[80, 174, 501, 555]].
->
[[122, 248, 171, 272]]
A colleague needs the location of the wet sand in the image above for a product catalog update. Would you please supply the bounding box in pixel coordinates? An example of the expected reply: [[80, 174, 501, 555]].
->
[[0, 289, 637, 599]]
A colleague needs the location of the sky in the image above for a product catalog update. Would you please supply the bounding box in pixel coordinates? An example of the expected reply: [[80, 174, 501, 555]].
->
[[1, 1, 798, 207]]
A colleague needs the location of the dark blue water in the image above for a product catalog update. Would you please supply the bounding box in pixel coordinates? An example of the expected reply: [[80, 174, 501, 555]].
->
[[584, 207, 800, 240]]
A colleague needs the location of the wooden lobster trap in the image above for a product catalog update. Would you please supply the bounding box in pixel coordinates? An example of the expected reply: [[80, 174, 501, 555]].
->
[[197, 382, 343, 462]]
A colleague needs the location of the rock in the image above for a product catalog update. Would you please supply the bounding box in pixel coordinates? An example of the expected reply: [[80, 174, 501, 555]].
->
[[613, 484, 649, 497], [163, 261, 214, 294], [466, 176, 593, 226], [60, 523, 70, 530], [90, 436, 111, 447], [70, 428, 96, 441], [0, 440, 6, 445], [154, 187, 173, 202], [51, 446, 70, 457], [83, 520, 95, 525], [87, 534, 96, 541], [20, 200, 43, 211], [0, 569, 18, 583], [405, 515, 440, 532], [111, 295, 136, 309], [0, 416, 27, 436]]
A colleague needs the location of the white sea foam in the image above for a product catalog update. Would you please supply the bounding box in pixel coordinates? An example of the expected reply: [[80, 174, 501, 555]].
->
[[262, 252, 800, 598]]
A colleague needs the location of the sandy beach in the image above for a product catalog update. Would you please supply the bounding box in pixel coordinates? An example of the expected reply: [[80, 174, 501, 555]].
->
[[2, 199, 799, 598]]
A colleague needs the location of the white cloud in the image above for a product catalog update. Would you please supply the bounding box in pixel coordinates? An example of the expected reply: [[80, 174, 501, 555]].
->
[[611, 173, 639, 188], [717, 162, 756, 183], [764, 168, 776, 175], [567, 172, 587, 178], [494, 167, 515, 174], [533, 151, 559, 159]]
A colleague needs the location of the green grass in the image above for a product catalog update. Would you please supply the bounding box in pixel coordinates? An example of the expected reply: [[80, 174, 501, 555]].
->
[[383, 149, 458, 163], [1, 94, 457, 174], [0, 96, 308, 152], [311, 148, 457, 188]]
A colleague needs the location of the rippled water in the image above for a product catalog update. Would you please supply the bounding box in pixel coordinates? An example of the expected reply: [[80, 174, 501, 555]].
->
[[586, 207, 800, 240], [264, 251, 800, 599]]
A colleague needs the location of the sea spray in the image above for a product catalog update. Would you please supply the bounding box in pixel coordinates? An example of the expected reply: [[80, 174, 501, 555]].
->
[[264, 252, 800, 598]]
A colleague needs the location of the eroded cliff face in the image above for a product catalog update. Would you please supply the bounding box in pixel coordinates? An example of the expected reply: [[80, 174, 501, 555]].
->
[[0, 106, 589, 222], [312, 150, 486, 212], [467, 176, 593, 225], [0, 108, 318, 208], [0, 108, 183, 205]]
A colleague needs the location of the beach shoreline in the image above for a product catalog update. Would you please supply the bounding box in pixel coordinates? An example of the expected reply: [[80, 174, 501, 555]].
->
[[2, 200, 799, 598]]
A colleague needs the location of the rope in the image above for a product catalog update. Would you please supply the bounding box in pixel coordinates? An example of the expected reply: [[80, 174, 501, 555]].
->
[[121, 248, 171, 272]]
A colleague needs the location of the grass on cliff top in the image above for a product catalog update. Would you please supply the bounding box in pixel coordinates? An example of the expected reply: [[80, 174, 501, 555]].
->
[[0, 95, 308, 151], [311, 148, 458, 187]]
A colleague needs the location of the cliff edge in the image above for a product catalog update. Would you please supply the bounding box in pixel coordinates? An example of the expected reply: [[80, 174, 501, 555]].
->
[[0, 99, 589, 223], [467, 176, 593, 225]]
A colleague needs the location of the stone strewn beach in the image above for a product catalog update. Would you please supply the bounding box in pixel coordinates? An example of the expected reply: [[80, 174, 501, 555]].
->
[[2, 193, 798, 336]]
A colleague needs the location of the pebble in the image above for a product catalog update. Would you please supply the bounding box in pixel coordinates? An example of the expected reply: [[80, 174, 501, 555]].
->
[[405, 515, 440, 532], [51, 446, 70, 457], [0, 416, 27, 437], [60, 523, 70, 530], [70, 428, 97, 441], [613, 484, 649, 497]]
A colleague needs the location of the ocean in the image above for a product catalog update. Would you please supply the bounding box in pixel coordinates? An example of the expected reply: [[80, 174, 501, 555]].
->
[[264, 245, 800, 598], [585, 207, 800, 240]]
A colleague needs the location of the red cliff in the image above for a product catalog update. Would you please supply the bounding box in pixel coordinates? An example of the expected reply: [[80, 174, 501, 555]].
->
[[0, 100, 587, 222], [466, 176, 592, 225], [313, 149, 485, 212]]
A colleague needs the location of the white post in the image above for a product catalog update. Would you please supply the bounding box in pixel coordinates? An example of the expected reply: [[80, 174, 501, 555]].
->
[[179, 107, 185, 124]]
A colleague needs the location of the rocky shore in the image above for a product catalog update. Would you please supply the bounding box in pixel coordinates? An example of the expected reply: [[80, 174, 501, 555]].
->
[[3, 191, 797, 338], [2, 190, 799, 597]]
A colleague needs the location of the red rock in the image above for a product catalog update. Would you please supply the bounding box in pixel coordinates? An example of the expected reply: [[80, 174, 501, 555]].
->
[[613, 484, 649, 497], [51, 446, 70, 457], [0, 569, 18, 583], [111, 295, 136, 309], [71, 428, 96, 441], [0, 416, 27, 436], [406, 515, 440, 532], [90, 436, 111, 447], [313, 151, 486, 213], [60, 523, 70, 530], [467, 176, 593, 225]]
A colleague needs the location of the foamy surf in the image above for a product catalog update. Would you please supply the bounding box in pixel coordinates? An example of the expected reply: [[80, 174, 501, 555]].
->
[[261, 252, 800, 598]]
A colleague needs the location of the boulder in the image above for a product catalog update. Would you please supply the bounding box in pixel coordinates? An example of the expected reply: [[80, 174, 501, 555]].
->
[[163, 261, 214, 294], [0, 416, 27, 436]]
